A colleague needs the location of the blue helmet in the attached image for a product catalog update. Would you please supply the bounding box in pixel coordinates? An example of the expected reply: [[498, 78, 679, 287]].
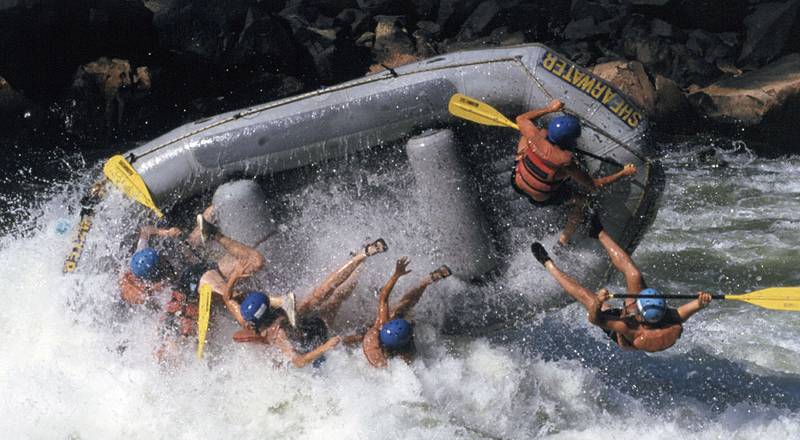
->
[[241, 292, 271, 327], [546, 115, 581, 146], [379, 319, 413, 349], [130, 248, 159, 280], [637, 288, 666, 323]]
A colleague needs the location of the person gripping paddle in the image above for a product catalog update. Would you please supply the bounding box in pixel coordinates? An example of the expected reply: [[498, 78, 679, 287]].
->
[[531, 214, 711, 352]]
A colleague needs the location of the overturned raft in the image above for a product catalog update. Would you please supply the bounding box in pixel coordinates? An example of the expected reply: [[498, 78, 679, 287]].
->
[[119, 43, 662, 292]]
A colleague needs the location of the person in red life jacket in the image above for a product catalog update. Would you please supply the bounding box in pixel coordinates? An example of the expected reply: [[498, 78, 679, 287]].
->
[[355, 257, 451, 368], [530, 215, 712, 352], [220, 239, 389, 368], [513, 99, 638, 245]]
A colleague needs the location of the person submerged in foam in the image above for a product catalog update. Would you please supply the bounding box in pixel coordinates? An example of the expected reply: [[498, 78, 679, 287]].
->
[[512, 99, 638, 245], [120, 205, 289, 362], [355, 256, 451, 368], [220, 238, 390, 368], [531, 214, 712, 352]]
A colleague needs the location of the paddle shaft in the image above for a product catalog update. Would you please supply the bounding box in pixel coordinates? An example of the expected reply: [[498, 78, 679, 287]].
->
[[611, 294, 724, 300]]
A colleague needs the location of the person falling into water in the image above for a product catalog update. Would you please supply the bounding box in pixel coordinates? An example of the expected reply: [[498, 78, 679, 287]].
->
[[216, 238, 390, 368], [512, 98, 638, 245], [119, 206, 291, 362], [354, 257, 451, 368], [530, 214, 712, 352]]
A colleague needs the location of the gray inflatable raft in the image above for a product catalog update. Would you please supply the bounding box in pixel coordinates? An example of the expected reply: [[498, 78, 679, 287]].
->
[[120, 43, 662, 289]]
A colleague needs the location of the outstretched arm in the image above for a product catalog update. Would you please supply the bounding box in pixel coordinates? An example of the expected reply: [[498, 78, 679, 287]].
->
[[516, 99, 563, 138], [290, 336, 342, 368], [677, 292, 712, 322], [374, 257, 412, 328], [564, 163, 637, 192]]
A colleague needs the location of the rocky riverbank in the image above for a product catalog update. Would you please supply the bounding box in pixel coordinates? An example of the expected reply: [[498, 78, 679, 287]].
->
[[1, 0, 799, 152]]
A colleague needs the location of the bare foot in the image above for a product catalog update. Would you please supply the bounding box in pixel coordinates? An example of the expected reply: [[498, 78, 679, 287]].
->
[[364, 238, 388, 256], [430, 265, 452, 282]]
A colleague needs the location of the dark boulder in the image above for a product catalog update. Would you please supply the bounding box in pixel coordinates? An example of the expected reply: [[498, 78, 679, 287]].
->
[[738, 0, 800, 67], [456, 0, 502, 41]]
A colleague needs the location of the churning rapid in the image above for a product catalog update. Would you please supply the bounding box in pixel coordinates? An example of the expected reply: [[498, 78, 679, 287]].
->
[[1, 139, 799, 439]]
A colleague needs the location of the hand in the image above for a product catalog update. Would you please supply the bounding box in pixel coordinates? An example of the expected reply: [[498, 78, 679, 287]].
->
[[547, 99, 564, 112], [394, 257, 412, 277], [697, 292, 712, 308], [164, 227, 182, 238], [622, 163, 637, 177], [597, 288, 610, 303]]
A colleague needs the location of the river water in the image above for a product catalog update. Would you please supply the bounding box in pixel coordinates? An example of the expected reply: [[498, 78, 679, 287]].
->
[[1, 138, 798, 439]]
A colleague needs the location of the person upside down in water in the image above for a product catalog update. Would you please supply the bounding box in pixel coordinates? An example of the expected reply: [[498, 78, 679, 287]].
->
[[512, 99, 638, 245], [531, 215, 712, 352], [354, 257, 451, 368], [216, 238, 389, 368]]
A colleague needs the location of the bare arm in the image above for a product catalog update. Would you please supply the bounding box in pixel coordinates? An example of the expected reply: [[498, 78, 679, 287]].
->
[[677, 292, 712, 322], [564, 163, 637, 192], [374, 257, 412, 328], [290, 336, 341, 368], [516, 99, 563, 138]]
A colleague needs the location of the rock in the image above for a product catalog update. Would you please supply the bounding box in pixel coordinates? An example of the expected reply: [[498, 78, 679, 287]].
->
[[650, 18, 673, 38], [654, 74, 691, 119], [564, 17, 606, 40], [629, 0, 669, 5], [670, 0, 750, 33], [71, 57, 152, 129], [226, 11, 298, 68], [688, 53, 800, 125], [373, 15, 416, 63], [416, 20, 441, 38], [356, 0, 407, 15], [437, 0, 483, 37], [592, 60, 657, 116], [367, 53, 419, 73], [411, 0, 436, 20], [336, 8, 370, 34], [739, 0, 800, 67], [456, 0, 501, 40], [0, 75, 34, 127]]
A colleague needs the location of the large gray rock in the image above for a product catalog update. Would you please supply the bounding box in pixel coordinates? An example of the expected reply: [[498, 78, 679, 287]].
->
[[654, 74, 691, 120], [688, 53, 800, 125], [739, 0, 800, 67]]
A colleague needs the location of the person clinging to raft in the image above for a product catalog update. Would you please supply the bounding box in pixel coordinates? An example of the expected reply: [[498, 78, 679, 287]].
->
[[512, 99, 638, 245], [357, 257, 451, 368], [531, 215, 712, 352], [222, 239, 390, 368]]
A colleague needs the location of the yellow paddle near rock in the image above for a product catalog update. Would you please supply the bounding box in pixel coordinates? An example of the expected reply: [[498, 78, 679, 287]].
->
[[102, 155, 164, 218], [610, 287, 800, 312], [196, 283, 213, 359]]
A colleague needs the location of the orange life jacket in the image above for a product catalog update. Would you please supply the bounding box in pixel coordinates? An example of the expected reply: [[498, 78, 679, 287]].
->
[[163, 291, 198, 337], [120, 270, 158, 305], [514, 137, 573, 201]]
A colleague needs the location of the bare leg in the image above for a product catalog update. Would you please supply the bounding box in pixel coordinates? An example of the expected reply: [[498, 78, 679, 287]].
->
[[543, 260, 598, 312], [215, 236, 266, 279], [597, 230, 645, 312], [297, 239, 386, 315], [389, 266, 450, 320], [317, 266, 363, 326], [559, 192, 588, 246]]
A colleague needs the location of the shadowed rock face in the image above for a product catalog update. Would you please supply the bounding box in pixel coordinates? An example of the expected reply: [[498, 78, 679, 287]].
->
[[1, 0, 800, 153], [688, 53, 800, 125]]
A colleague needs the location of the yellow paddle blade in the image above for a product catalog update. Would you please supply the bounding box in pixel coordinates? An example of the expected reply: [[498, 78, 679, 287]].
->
[[196, 284, 213, 359], [448, 93, 519, 130], [727, 287, 800, 311], [102, 155, 164, 218]]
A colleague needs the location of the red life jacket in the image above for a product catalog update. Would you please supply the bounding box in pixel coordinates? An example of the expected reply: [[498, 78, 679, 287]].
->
[[514, 137, 573, 201], [163, 291, 198, 337]]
